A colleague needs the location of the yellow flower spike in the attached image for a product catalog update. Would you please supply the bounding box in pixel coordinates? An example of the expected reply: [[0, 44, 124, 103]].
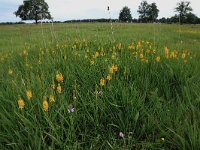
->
[[155, 56, 160, 62], [182, 53, 186, 59], [8, 69, 13, 75], [106, 74, 112, 81], [100, 77, 105, 87], [113, 65, 118, 72], [140, 53, 144, 59], [26, 90, 32, 100], [95, 52, 99, 58], [43, 97, 48, 111], [164, 47, 169, 59], [84, 54, 88, 59], [90, 60, 94, 65], [56, 71, 64, 82], [112, 52, 116, 60], [18, 97, 25, 109], [23, 50, 28, 57], [49, 94, 55, 103], [57, 83, 62, 94]]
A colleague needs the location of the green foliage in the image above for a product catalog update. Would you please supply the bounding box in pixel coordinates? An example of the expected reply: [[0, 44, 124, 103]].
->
[[148, 3, 159, 22], [119, 6, 132, 22], [0, 23, 200, 149], [137, 1, 159, 22], [14, 0, 52, 24], [175, 1, 193, 24], [137, 1, 149, 22]]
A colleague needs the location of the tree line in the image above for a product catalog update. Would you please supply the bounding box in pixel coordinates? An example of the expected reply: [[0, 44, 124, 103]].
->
[[119, 1, 199, 24], [11, 0, 200, 24]]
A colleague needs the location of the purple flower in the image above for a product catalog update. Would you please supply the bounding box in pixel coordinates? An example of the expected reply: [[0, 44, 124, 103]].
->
[[119, 132, 125, 138], [68, 104, 74, 113]]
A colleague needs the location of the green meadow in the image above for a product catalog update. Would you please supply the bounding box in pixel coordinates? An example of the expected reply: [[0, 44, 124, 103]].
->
[[0, 23, 200, 149]]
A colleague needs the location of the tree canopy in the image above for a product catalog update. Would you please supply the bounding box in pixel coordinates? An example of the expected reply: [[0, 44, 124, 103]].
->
[[175, 1, 193, 24], [137, 1, 159, 22], [14, 0, 52, 24], [119, 6, 132, 22]]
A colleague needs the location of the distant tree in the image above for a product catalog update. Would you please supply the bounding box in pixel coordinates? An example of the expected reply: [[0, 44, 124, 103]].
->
[[147, 3, 159, 22], [175, 1, 192, 24], [185, 12, 198, 24], [138, 1, 159, 22], [119, 6, 132, 22], [170, 15, 179, 23], [137, 1, 149, 22], [14, 0, 52, 24]]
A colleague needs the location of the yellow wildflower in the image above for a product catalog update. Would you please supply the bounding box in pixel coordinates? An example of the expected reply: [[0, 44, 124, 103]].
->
[[23, 50, 28, 57], [49, 94, 55, 103], [100, 77, 105, 87], [164, 47, 169, 58], [109, 67, 114, 74], [8, 69, 13, 75], [56, 72, 64, 82], [170, 51, 177, 59], [106, 74, 112, 81], [182, 53, 186, 59], [113, 65, 118, 72], [95, 52, 99, 58], [18, 97, 25, 109], [26, 90, 32, 100], [57, 83, 62, 93], [112, 52, 116, 60], [43, 97, 48, 111], [155, 56, 160, 62], [90, 60, 94, 65], [140, 53, 144, 59]]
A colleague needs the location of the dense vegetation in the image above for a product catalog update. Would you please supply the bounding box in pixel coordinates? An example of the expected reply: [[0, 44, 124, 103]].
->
[[0, 23, 200, 149]]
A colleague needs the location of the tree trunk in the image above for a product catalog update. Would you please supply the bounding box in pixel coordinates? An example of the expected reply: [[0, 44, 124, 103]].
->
[[35, 18, 38, 24]]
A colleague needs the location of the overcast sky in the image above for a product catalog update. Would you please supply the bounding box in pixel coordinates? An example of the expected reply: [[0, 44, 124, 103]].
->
[[0, 0, 200, 22]]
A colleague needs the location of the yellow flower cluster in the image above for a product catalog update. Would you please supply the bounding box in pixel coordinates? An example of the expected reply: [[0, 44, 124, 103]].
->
[[26, 90, 32, 100], [18, 97, 25, 109], [43, 97, 48, 112], [56, 71, 64, 82]]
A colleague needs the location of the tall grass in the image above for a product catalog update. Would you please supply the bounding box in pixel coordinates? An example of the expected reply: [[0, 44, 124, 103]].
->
[[0, 23, 200, 149]]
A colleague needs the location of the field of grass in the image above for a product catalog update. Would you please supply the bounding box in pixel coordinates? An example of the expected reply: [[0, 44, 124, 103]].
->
[[0, 23, 200, 149]]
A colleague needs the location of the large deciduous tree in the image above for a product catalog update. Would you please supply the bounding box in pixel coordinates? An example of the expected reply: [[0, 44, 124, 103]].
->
[[119, 6, 132, 22], [138, 1, 159, 22], [147, 3, 159, 22], [137, 1, 149, 22], [14, 0, 52, 24], [175, 1, 192, 24]]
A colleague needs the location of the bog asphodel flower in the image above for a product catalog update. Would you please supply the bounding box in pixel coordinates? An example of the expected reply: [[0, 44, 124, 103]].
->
[[57, 83, 62, 93], [43, 97, 48, 111], [90, 60, 94, 65], [49, 94, 55, 103], [182, 53, 186, 59], [100, 77, 105, 87], [155, 56, 160, 62], [26, 90, 32, 100], [8, 69, 13, 75], [18, 97, 25, 109], [106, 74, 111, 81], [164, 47, 169, 58], [113, 65, 118, 72], [56, 71, 63, 82]]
